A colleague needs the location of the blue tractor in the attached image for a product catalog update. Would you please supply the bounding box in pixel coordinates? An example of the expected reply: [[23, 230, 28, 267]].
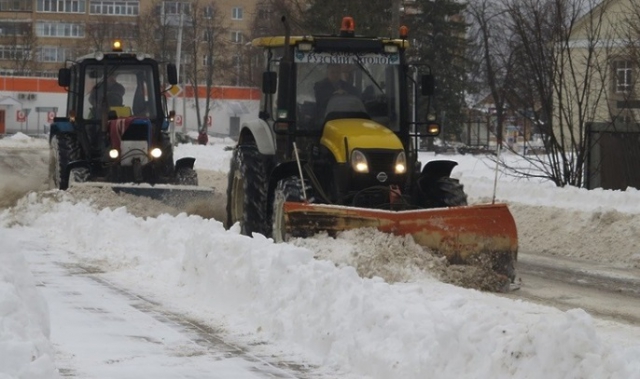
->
[[49, 41, 210, 205]]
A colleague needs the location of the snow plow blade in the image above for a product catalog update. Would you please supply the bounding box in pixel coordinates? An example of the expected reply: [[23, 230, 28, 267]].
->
[[70, 182, 216, 209], [283, 202, 518, 282]]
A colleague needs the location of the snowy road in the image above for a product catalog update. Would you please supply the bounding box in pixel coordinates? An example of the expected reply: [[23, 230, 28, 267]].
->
[[27, 247, 322, 379], [506, 253, 640, 326]]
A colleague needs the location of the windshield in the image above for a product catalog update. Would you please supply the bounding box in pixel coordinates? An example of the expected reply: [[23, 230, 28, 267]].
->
[[83, 64, 158, 120], [295, 50, 401, 130]]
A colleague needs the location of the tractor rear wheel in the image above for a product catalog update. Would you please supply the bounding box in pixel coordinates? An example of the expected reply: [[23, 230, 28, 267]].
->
[[226, 145, 271, 236], [49, 133, 87, 190], [272, 176, 313, 242], [418, 177, 468, 208]]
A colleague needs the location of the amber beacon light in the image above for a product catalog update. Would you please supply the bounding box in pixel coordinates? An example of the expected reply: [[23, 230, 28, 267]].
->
[[112, 40, 123, 52]]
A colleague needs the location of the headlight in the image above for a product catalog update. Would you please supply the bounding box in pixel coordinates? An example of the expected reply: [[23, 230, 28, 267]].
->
[[108, 149, 119, 159], [394, 151, 406, 174], [351, 150, 369, 173], [150, 148, 162, 158]]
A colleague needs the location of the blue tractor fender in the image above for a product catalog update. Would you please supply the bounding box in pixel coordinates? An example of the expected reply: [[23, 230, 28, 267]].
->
[[175, 157, 195, 170], [49, 118, 75, 141]]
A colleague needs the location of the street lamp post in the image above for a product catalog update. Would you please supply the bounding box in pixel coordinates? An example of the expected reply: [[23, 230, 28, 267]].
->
[[173, 11, 184, 139]]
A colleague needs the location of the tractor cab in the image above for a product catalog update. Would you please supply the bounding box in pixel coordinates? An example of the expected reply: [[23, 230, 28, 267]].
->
[[255, 17, 440, 161]]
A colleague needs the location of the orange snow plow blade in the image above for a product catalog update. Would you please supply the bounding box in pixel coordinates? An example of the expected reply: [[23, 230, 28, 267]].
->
[[283, 202, 518, 282]]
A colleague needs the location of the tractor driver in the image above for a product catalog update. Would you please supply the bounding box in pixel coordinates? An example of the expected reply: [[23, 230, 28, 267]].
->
[[314, 64, 359, 119], [89, 74, 125, 117]]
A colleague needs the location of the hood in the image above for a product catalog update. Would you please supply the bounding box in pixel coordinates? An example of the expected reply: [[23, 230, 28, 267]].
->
[[320, 118, 403, 163]]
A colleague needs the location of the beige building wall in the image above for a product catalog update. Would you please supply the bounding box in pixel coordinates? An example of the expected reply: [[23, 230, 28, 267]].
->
[[558, 0, 640, 141]]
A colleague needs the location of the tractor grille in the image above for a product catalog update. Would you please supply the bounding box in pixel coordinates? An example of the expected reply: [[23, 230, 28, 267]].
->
[[365, 150, 396, 173]]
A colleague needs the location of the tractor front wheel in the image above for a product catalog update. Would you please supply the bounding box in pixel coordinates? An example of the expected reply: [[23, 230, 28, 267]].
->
[[49, 134, 87, 190]]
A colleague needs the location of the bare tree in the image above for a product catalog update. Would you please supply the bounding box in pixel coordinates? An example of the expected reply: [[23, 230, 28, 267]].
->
[[467, 0, 515, 150], [7, 20, 38, 74], [136, 0, 180, 67], [182, 0, 228, 133], [468, 0, 616, 188], [83, 16, 137, 54]]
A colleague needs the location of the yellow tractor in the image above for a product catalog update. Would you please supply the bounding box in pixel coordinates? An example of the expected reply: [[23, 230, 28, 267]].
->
[[226, 17, 517, 289]]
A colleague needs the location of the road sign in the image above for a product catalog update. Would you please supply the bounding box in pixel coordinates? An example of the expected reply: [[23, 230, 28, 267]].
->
[[47, 111, 56, 123], [175, 114, 183, 126], [206, 115, 212, 127], [168, 85, 181, 97], [16, 110, 26, 122]]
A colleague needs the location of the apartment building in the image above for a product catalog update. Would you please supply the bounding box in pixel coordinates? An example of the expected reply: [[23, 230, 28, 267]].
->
[[0, 0, 259, 85]]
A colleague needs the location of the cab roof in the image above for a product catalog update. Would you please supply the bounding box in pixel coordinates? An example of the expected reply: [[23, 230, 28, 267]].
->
[[251, 36, 409, 49]]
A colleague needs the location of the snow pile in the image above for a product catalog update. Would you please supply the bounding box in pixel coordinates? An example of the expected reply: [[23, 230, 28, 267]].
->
[[2, 191, 640, 378], [0, 132, 48, 148], [0, 229, 57, 379]]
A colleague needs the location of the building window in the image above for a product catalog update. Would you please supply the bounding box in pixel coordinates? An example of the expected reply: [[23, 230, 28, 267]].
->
[[36, 22, 85, 38], [203, 5, 214, 19], [89, 1, 139, 16], [37, 0, 86, 13], [37, 46, 72, 62], [230, 31, 242, 44], [85, 22, 137, 39], [0, 0, 33, 11], [613, 60, 633, 94], [257, 7, 271, 20], [202, 55, 213, 66], [0, 45, 30, 60], [160, 1, 190, 15], [232, 7, 243, 20], [0, 22, 31, 37], [203, 29, 214, 42]]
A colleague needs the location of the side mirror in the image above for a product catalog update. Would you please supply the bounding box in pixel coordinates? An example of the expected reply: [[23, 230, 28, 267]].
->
[[421, 74, 435, 96], [262, 71, 277, 94], [58, 68, 71, 87], [167, 63, 178, 85]]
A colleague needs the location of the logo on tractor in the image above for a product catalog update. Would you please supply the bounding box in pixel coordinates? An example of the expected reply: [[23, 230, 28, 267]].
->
[[294, 51, 400, 65]]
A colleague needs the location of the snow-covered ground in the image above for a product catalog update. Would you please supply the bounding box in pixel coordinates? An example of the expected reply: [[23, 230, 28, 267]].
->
[[1, 133, 640, 379]]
